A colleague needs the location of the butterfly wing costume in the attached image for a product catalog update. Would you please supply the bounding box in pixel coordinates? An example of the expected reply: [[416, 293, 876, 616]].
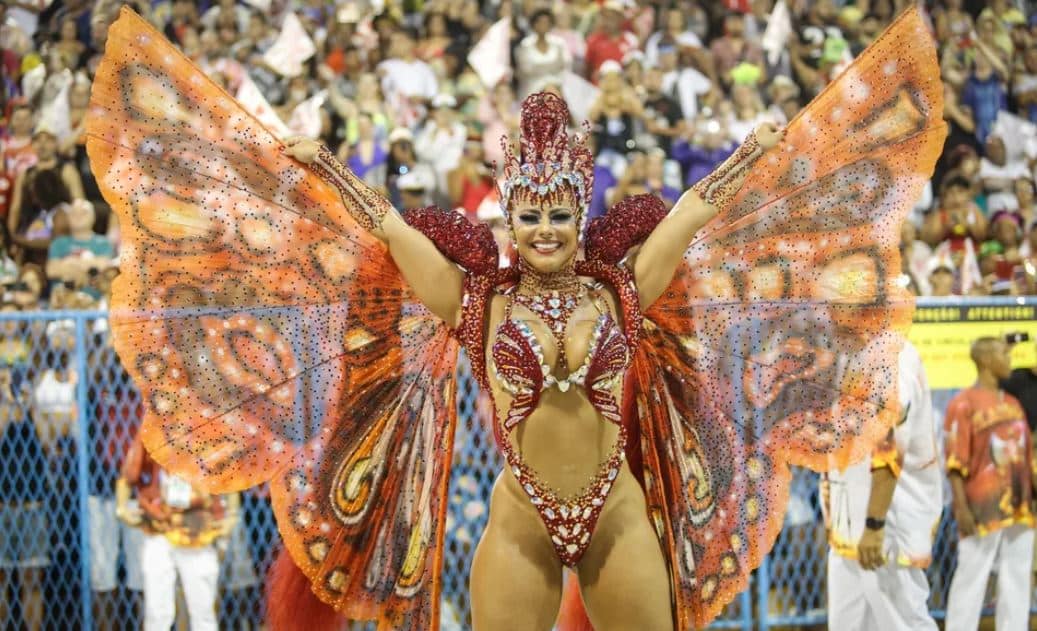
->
[[86, 8, 944, 631]]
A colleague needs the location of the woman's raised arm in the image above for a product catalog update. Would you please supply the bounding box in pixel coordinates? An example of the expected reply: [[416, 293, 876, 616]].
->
[[632, 124, 781, 309], [286, 138, 464, 328]]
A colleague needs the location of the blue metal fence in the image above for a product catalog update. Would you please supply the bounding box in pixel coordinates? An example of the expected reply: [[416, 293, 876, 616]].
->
[[0, 303, 1032, 630]]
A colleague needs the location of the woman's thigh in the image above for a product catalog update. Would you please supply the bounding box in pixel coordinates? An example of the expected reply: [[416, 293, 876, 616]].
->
[[576, 483, 673, 631], [470, 483, 563, 631]]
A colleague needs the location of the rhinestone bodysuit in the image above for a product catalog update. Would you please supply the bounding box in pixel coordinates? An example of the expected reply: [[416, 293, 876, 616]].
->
[[485, 287, 633, 566]]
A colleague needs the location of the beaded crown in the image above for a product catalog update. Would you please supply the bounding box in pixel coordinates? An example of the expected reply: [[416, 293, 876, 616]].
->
[[498, 92, 595, 234]]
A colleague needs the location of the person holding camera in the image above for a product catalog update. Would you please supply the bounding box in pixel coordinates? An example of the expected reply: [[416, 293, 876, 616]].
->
[[0, 363, 48, 631], [944, 336, 1036, 631]]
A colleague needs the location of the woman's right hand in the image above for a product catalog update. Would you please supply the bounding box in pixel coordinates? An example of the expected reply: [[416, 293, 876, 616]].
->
[[282, 136, 322, 165]]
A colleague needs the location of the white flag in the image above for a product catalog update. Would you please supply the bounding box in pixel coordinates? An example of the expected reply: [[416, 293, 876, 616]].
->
[[236, 74, 290, 137], [262, 12, 316, 77], [762, 0, 792, 67], [288, 91, 327, 138], [468, 18, 511, 88], [560, 71, 599, 124], [36, 69, 73, 141]]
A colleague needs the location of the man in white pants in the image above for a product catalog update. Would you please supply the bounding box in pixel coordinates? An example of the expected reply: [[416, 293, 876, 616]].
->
[[823, 341, 943, 630], [117, 432, 236, 631], [944, 337, 1035, 631]]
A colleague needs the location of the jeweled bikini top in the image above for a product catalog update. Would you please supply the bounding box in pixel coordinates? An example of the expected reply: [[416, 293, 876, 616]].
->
[[490, 289, 630, 431]]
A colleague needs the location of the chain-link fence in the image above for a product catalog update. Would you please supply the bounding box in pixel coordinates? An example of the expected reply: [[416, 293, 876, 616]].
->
[[0, 307, 1033, 631]]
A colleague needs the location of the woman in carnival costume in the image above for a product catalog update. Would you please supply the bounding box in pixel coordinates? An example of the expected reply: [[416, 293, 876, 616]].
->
[[84, 7, 945, 631]]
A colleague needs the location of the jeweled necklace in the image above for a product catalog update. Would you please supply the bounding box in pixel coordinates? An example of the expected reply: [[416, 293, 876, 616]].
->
[[513, 257, 585, 371]]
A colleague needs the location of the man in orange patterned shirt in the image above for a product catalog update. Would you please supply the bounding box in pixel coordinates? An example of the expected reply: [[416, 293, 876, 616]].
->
[[944, 337, 1036, 631]]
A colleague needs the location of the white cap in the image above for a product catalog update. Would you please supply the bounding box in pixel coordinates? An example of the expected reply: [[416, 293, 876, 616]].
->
[[676, 32, 702, 49], [598, 60, 623, 77], [927, 255, 954, 276], [388, 127, 413, 144], [622, 50, 645, 66], [431, 93, 457, 109]]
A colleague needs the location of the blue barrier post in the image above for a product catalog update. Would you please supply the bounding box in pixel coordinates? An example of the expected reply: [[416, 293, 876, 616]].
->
[[739, 586, 753, 631], [75, 313, 94, 630], [757, 558, 771, 630]]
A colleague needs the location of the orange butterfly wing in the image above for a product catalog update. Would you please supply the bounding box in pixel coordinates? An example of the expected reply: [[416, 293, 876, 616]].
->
[[631, 8, 947, 628], [87, 9, 457, 629]]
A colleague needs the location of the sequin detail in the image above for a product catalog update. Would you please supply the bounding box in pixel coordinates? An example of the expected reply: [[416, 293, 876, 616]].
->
[[690, 131, 763, 210], [310, 145, 392, 232]]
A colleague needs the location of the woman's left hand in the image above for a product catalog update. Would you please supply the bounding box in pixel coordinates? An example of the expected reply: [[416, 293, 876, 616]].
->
[[756, 122, 785, 150]]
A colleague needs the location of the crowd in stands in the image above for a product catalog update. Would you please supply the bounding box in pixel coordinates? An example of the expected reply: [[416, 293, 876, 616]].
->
[[0, 0, 1032, 307], [0, 0, 1036, 629]]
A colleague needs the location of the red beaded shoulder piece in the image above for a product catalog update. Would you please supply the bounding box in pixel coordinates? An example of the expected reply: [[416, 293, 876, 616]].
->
[[404, 206, 499, 276], [584, 194, 668, 265]]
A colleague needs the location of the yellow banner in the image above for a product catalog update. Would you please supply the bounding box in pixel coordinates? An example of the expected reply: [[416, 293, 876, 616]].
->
[[909, 304, 1037, 390]]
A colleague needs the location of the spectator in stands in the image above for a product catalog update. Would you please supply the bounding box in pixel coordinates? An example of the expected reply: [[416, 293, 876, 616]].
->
[[516, 8, 572, 98], [385, 127, 435, 210], [415, 93, 466, 207], [1012, 45, 1037, 123], [933, 0, 974, 47], [640, 65, 683, 154], [378, 30, 438, 125], [1, 104, 37, 180], [987, 210, 1025, 269], [927, 257, 957, 297], [710, 13, 764, 88], [961, 51, 1007, 146], [1014, 177, 1035, 227], [584, 0, 637, 82], [671, 113, 735, 188], [549, 3, 586, 75], [344, 112, 388, 190], [944, 337, 1035, 631], [88, 335, 143, 631], [922, 175, 988, 250], [7, 126, 83, 266], [0, 363, 47, 631], [979, 135, 1028, 213], [416, 11, 451, 65], [447, 136, 494, 222], [10, 264, 46, 311], [589, 61, 640, 163], [45, 200, 113, 292]]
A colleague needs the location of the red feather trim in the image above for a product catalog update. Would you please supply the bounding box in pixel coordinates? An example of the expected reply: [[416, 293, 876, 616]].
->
[[556, 575, 596, 631], [266, 549, 347, 631]]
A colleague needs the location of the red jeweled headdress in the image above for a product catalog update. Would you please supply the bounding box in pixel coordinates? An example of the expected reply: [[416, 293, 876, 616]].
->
[[498, 92, 595, 233]]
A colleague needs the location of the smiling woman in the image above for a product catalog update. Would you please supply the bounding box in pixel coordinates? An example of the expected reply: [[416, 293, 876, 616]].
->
[[86, 7, 945, 631]]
